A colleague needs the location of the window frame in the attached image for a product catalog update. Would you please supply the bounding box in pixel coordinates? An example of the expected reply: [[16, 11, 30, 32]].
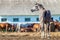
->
[[25, 18, 30, 22], [36, 18, 39, 21], [1, 18, 7, 22], [13, 18, 19, 22], [59, 17, 60, 20]]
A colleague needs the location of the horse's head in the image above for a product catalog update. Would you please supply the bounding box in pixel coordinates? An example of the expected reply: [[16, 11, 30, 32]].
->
[[31, 3, 44, 12]]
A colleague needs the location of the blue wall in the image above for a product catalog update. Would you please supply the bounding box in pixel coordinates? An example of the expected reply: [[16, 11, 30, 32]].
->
[[0, 15, 60, 23]]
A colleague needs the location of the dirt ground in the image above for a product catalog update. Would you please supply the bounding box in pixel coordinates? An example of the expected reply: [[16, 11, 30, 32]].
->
[[0, 32, 60, 40]]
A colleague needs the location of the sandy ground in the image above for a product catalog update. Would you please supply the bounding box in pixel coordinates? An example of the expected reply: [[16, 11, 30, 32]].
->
[[0, 32, 60, 40]]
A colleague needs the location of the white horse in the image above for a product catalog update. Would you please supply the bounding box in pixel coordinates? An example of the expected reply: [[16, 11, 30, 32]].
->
[[31, 3, 51, 38]]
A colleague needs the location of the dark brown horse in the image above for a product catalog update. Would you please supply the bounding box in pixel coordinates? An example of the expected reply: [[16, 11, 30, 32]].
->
[[54, 22, 60, 31]]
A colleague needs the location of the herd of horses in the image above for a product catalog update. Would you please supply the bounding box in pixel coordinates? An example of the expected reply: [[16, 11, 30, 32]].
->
[[20, 21, 60, 32], [20, 23, 40, 32], [0, 23, 16, 32], [0, 21, 60, 32]]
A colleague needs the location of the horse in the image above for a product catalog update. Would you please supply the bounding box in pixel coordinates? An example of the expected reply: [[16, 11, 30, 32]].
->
[[32, 23, 41, 32], [54, 21, 60, 31], [31, 3, 51, 38], [0, 23, 16, 32], [20, 23, 41, 32]]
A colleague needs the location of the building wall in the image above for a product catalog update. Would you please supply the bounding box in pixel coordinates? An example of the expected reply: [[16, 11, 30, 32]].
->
[[0, 0, 60, 15], [0, 15, 60, 24]]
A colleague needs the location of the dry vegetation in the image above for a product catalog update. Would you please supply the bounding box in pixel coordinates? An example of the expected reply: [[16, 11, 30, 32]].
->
[[0, 32, 60, 40]]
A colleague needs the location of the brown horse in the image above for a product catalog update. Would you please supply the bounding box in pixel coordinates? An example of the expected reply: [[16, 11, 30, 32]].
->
[[0, 23, 16, 32], [32, 23, 41, 32], [54, 22, 60, 31], [20, 23, 41, 32]]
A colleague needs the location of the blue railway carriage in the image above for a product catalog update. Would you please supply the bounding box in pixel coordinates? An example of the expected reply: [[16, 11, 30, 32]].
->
[[0, 15, 60, 24]]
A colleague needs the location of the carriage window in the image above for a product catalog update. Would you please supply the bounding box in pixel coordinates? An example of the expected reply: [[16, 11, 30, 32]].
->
[[25, 18, 30, 22], [13, 18, 19, 22], [36, 18, 39, 21], [1, 18, 7, 22], [59, 17, 60, 20]]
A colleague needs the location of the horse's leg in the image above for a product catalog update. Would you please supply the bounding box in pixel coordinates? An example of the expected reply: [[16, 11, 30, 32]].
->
[[46, 23, 50, 38], [44, 23, 47, 38], [48, 23, 51, 37], [0, 27, 1, 32], [41, 22, 45, 38]]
